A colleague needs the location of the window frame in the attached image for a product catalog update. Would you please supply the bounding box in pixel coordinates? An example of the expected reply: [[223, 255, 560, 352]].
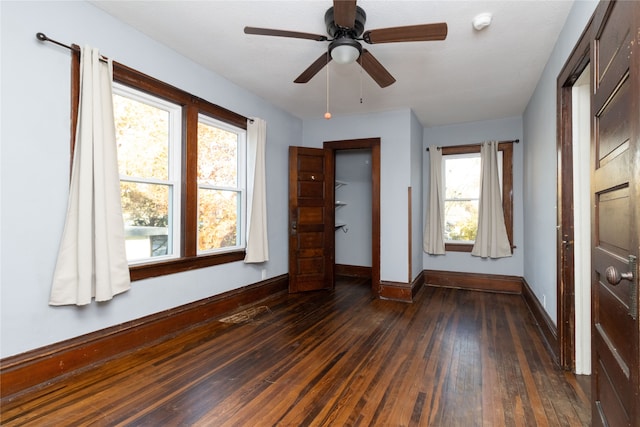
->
[[113, 82, 183, 264], [440, 143, 514, 253], [195, 113, 247, 256], [71, 52, 249, 281]]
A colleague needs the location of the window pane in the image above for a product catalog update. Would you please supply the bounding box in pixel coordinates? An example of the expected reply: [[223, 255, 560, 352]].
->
[[444, 156, 481, 199], [113, 93, 169, 180], [198, 188, 239, 252], [197, 121, 238, 187], [121, 182, 173, 261], [444, 200, 478, 242]]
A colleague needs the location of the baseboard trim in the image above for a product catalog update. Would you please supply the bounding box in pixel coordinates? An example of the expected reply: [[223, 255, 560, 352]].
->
[[424, 269, 522, 294], [521, 277, 559, 364], [335, 264, 372, 279], [0, 274, 288, 401], [379, 271, 425, 302]]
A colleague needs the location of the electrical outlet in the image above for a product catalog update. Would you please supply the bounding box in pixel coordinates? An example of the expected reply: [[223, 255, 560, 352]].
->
[[261, 269, 267, 280], [542, 294, 546, 308]]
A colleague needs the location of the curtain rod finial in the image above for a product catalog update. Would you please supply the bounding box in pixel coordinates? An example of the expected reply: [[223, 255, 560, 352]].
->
[[36, 32, 47, 42]]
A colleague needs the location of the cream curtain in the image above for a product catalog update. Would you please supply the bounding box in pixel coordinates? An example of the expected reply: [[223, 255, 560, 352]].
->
[[471, 141, 512, 258], [50, 46, 131, 306], [423, 145, 445, 254], [244, 118, 269, 263]]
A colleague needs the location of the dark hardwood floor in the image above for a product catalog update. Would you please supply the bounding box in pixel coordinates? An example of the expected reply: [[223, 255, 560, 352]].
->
[[1, 278, 590, 426]]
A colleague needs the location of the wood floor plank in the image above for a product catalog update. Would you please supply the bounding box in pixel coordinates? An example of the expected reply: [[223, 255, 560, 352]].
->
[[1, 279, 590, 426]]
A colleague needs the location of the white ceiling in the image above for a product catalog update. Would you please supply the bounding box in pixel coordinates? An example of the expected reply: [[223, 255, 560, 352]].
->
[[91, 0, 574, 127]]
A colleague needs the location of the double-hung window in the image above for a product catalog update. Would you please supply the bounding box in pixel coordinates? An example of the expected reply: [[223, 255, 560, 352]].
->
[[196, 115, 246, 254], [113, 83, 182, 263], [71, 54, 249, 280], [440, 143, 513, 252]]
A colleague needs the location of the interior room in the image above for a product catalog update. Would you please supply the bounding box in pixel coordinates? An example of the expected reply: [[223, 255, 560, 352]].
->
[[1, 0, 638, 425]]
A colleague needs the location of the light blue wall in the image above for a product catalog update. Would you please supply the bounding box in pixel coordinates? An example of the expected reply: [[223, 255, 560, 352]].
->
[[0, 1, 300, 358], [522, 0, 598, 324], [410, 111, 424, 281], [423, 116, 524, 277], [303, 109, 413, 283]]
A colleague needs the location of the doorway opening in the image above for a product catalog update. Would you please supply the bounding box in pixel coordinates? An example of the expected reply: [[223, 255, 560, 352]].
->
[[334, 149, 373, 277], [324, 138, 381, 295], [570, 67, 591, 374]]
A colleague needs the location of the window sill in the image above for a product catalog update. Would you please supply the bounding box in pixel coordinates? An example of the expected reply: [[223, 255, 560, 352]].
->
[[129, 251, 246, 281], [445, 243, 473, 253]]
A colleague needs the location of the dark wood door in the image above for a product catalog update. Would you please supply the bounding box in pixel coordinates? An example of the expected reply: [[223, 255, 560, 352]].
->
[[591, 1, 640, 426], [288, 146, 334, 293]]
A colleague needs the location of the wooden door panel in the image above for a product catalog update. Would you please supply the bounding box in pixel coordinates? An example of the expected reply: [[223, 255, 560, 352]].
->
[[595, 349, 629, 427], [591, 2, 639, 426], [596, 277, 633, 361], [597, 186, 630, 256], [597, 79, 631, 160], [298, 207, 324, 224], [594, 1, 633, 110], [298, 181, 325, 199], [288, 146, 334, 293]]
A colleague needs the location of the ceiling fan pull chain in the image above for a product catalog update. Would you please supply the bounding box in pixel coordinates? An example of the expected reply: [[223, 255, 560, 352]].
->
[[359, 56, 363, 104], [325, 49, 332, 119]]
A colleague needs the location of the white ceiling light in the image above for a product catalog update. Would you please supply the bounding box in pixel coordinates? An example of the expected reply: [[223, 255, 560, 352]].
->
[[472, 13, 493, 31], [329, 37, 362, 64]]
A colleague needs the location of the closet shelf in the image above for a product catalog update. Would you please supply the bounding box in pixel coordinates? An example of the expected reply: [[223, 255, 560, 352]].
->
[[335, 180, 348, 189], [335, 201, 347, 207]]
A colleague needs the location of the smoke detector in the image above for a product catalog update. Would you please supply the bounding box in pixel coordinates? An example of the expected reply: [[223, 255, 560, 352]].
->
[[472, 13, 493, 31]]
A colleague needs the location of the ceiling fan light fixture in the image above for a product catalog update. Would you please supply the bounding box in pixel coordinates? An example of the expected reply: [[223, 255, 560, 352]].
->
[[329, 37, 362, 64]]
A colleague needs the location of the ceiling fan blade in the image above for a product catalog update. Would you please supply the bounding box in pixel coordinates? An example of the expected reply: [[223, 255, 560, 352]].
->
[[244, 27, 328, 42], [363, 23, 448, 44], [359, 50, 396, 88], [333, 0, 357, 28], [294, 52, 332, 84]]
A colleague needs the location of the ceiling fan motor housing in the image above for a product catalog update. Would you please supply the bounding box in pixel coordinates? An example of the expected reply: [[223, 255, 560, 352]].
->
[[325, 6, 367, 38]]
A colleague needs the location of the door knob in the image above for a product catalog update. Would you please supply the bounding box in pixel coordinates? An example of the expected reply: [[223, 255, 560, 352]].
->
[[605, 266, 633, 285]]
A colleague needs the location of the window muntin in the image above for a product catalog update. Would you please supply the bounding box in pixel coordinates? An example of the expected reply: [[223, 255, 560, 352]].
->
[[196, 115, 246, 254], [113, 83, 182, 264]]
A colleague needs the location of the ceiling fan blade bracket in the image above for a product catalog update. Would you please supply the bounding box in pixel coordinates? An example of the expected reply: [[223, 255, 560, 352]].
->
[[325, 5, 366, 38]]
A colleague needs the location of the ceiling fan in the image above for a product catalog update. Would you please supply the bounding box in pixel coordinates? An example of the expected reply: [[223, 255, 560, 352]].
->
[[244, 0, 447, 88]]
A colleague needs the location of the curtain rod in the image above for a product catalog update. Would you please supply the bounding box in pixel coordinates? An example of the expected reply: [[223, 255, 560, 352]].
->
[[36, 32, 109, 63], [425, 139, 519, 151], [38, 32, 256, 125]]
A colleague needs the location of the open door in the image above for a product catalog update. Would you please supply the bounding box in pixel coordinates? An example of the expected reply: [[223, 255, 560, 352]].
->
[[590, 1, 640, 425], [288, 146, 334, 293]]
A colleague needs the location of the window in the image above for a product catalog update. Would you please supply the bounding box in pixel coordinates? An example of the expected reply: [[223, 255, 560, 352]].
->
[[440, 143, 513, 252], [71, 55, 249, 280], [196, 115, 246, 254], [113, 84, 182, 263]]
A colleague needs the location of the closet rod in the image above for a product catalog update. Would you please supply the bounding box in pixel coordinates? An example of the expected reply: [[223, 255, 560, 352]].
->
[[426, 139, 519, 151]]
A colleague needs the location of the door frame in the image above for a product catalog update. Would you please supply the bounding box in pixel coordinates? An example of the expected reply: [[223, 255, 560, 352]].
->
[[323, 138, 381, 295], [556, 5, 602, 370]]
